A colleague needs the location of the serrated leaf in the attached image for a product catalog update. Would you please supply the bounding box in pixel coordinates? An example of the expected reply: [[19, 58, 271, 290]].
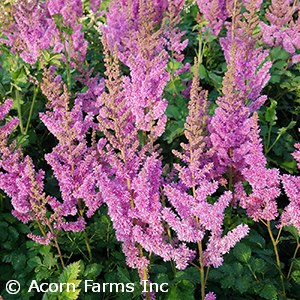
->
[[163, 120, 185, 143], [235, 274, 252, 293], [198, 64, 207, 79], [166, 104, 181, 119], [291, 270, 300, 284], [27, 256, 42, 270], [270, 47, 290, 61], [247, 231, 266, 249], [250, 258, 267, 274], [175, 267, 200, 284], [233, 243, 252, 263], [259, 283, 278, 300], [43, 261, 81, 300], [166, 280, 194, 300], [59, 261, 81, 283]]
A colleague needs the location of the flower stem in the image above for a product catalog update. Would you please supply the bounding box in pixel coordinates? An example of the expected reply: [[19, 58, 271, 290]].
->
[[47, 221, 65, 269], [139, 246, 151, 300], [265, 133, 282, 154], [53, 236, 65, 269], [25, 85, 38, 134], [84, 231, 93, 261], [287, 242, 300, 279], [195, 216, 205, 300], [15, 89, 24, 134], [63, 39, 72, 90], [266, 221, 286, 299], [124, 165, 150, 300]]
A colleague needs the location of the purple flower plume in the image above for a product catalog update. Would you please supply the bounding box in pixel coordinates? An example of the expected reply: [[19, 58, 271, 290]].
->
[[0, 100, 58, 244], [1, 0, 87, 66], [40, 70, 103, 223], [236, 113, 280, 221], [94, 42, 194, 279], [260, 0, 300, 65], [163, 65, 249, 268], [281, 130, 300, 234], [208, 2, 280, 199]]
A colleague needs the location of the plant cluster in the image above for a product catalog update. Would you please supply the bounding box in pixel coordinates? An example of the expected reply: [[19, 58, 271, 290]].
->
[[0, 0, 299, 299]]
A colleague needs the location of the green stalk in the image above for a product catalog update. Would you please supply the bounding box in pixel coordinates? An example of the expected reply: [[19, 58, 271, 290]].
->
[[0, 193, 4, 211], [15, 89, 24, 134], [84, 231, 93, 261], [64, 39, 72, 90], [287, 243, 300, 279], [265, 133, 282, 155], [25, 85, 38, 134], [266, 221, 286, 299]]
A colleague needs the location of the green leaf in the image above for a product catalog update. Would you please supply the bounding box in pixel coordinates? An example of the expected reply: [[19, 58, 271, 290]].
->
[[259, 283, 278, 300], [283, 225, 299, 242], [27, 256, 42, 270], [291, 270, 300, 284], [270, 47, 290, 61], [84, 263, 103, 279], [198, 64, 207, 80], [277, 120, 297, 136], [43, 261, 81, 300], [250, 258, 267, 274], [235, 274, 252, 293], [208, 71, 223, 89], [117, 266, 131, 284], [233, 243, 251, 263], [166, 77, 186, 94], [166, 280, 195, 300], [166, 104, 182, 119], [265, 99, 277, 126], [247, 231, 266, 249], [12, 66, 28, 86], [163, 120, 185, 143], [167, 59, 182, 72], [175, 267, 200, 284]]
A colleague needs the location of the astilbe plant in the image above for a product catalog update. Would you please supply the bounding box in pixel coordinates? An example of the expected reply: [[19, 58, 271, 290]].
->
[[0, 99, 66, 266], [206, 1, 289, 297], [1, 1, 300, 299], [104, 1, 180, 137], [260, 0, 300, 65], [0, 0, 55, 64], [0, 69, 102, 267], [39, 69, 103, 228], [235, 113, 280, 222], [196, 0, 232, 35], [281, 130, 300, 234], [208, 0, 280, 210], [104, 0, 168, 61], [47, 0, 88, 67], [1, 0, 87, 68], [89, 0, 102, 13], [163, 63, 249, 300], [94, 43, 194, 299], [120, 3, 170, 137], [163, 0, 189, 64]]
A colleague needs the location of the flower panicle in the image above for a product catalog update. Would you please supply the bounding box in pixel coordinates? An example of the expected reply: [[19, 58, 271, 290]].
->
[[236, 113, 280, 221], [163, 59, 249, 270], [260, 0, 300, 64], [281, 129, 300, 234]]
